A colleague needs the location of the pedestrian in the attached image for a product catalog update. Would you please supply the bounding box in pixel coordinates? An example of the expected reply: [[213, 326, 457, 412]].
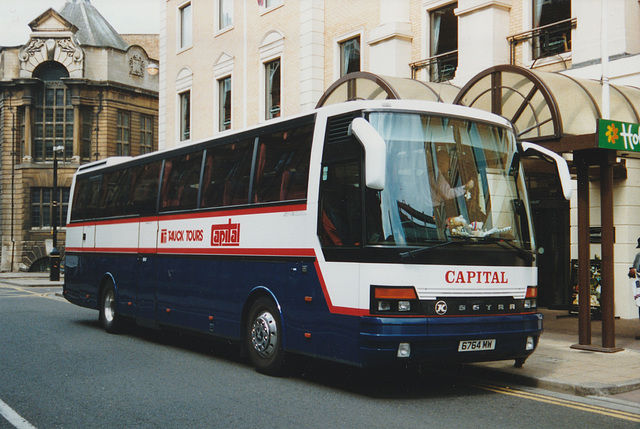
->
[[628, 237, 640, 340]]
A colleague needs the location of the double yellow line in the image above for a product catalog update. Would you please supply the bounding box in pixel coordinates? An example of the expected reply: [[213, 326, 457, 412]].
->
[[0, 285, 64, 301], [476, 382, 640, 423]]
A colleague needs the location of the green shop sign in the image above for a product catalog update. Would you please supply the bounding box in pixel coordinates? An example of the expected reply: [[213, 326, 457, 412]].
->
[[598, 119, 640, 152]]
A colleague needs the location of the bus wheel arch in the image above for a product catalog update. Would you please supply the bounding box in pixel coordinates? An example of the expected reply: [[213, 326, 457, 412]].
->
[[242, 290, 287, 375], [98, 274, 122, 334]]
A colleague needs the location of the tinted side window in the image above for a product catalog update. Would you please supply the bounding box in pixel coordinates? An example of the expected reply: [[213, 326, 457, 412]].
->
[[70, 177, 89, 221], [71, 175, 102, 221], [99, 168, 131, 218], [201, 139, 254, 208], [129, 161, 162, 215], [160, 151, 203, 212], [253, 124, 313, 203]]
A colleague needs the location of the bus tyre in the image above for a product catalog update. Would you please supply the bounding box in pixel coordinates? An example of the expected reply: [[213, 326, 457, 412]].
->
[[246, 298, 286, 375], [99, 282, 121, 334]]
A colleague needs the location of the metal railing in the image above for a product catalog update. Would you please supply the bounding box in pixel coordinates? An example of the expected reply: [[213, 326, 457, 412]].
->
[[507, 18, 576, 65], [409, 50, 458, 83]]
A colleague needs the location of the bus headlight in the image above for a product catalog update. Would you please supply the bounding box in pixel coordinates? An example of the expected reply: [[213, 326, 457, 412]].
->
[[378, 301, 391, 312], [524, 287, 537, 309], [371, 286, 420, 315]]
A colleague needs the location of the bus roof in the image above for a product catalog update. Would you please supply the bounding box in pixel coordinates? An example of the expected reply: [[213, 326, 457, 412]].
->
[[73, 99, 513, 177]]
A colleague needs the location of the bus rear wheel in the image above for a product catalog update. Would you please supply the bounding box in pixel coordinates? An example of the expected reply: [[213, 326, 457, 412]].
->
[[246, 297, 286, 375], [99, 281, 121, 334]]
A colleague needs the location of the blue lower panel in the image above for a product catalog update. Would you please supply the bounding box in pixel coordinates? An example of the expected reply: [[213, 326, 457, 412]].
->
[[65, 251, 543, 368], [358, 314, 543, 367]]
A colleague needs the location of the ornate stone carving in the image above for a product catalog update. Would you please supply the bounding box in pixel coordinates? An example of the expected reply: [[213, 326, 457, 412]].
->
[[18, 38, 45, 62], [57, 39, 84, 62], [129, 54, 145, 77], [18, 37, 83, 63]]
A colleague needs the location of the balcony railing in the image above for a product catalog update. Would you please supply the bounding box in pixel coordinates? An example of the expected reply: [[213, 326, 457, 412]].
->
[[507, 18, 577, 65], [409, 50, 458, 83]]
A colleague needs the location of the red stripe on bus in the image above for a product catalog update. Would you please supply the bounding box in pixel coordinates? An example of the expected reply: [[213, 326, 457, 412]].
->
[[314, 260, 370, 317], [66, 204, 307, 228], [65, 245, 368, 317], [66, 247, 314, 258], [156, 247, 316, 257]]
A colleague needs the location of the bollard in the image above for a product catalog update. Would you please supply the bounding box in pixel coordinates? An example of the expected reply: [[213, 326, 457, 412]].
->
[[50, 248, 60, 281]]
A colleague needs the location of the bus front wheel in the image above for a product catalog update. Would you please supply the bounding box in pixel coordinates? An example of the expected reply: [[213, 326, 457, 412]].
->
[[99, 281, 121, 334], [245, 297, 286, 375]]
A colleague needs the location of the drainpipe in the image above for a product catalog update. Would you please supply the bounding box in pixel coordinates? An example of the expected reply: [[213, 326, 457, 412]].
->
[[94, 89, 103, 161]]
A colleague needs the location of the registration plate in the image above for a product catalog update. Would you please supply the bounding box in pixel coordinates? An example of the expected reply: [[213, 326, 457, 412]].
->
[[458, 339, 496, 352]]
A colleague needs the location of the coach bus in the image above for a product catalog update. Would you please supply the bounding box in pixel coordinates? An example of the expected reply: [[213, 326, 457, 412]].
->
[[63, 99, 571, 374]]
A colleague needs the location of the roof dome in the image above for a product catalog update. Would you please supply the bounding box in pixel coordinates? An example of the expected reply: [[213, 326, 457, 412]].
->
[[59, 0, 128, 51]]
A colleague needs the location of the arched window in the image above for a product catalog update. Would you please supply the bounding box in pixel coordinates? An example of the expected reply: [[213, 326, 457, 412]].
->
[[33, 61, 73, 161]]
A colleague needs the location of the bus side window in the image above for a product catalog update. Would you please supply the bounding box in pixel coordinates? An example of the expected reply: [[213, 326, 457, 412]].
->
[[253, 124, 313, 203], [99, 168, 131, 218], [128, 161, 162, 216], [84, 175, 103, 220], [160, 151, 203, 212], [70, 177, 88, 221], [201, 140, 254, 208]]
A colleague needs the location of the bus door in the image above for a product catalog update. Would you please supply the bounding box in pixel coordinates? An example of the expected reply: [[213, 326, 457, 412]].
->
[[81, 175, 103, 250], [128, 160, 162, 325], [136, 218, 158, 324]]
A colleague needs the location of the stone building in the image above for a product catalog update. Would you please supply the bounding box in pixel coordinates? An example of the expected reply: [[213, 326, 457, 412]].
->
[[0, 0, 159, 272], [160, 0, 640, 322]]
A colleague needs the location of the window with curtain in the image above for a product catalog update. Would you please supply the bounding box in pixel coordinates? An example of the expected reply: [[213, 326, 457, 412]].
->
[[429, 2, 458, 82], [265, 59, 281, 119], [261, 0, 283, 10], [180, 2, 192, 49], [532, 0, 571, 60], [218, 0, 233, 30], [339, 37, 360, 76], [180, 90, 191, 141], [219, 76, 231, 131]]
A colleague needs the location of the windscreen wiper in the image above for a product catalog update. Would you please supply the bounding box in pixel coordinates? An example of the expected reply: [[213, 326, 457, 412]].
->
[[400, 238, 468, 260], [483, 237, 535, 263]]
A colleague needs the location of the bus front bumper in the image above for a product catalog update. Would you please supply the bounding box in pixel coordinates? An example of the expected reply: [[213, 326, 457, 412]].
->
[[358, 313, 543, 367]]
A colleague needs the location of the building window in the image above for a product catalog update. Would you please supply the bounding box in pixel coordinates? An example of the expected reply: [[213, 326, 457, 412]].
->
[[31, 187, 70, 228], [140, 115, 154, 154], [18, 107, 25, 162], [180, 90, 191, 141], [265, 59, 281, 120], [339, 37, 360, 76], [34, 82, 74, 162], [116, 111, 131, 156], [81, 108, 93, 161], [532, 0, 571, 60], [218, 76, 232, 131], [261, 0, 283, 10], [179, 2, 192, 49], [430, 3, 458, 82], [218, 0, 233, 30]]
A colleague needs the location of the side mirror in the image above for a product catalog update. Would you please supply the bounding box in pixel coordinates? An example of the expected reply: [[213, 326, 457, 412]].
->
[[349, 117, 386, 190], [519, 141, 572, 200]]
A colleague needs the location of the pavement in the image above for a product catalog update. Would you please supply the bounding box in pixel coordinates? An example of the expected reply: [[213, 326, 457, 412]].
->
[[2, 272, 640, 402]]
